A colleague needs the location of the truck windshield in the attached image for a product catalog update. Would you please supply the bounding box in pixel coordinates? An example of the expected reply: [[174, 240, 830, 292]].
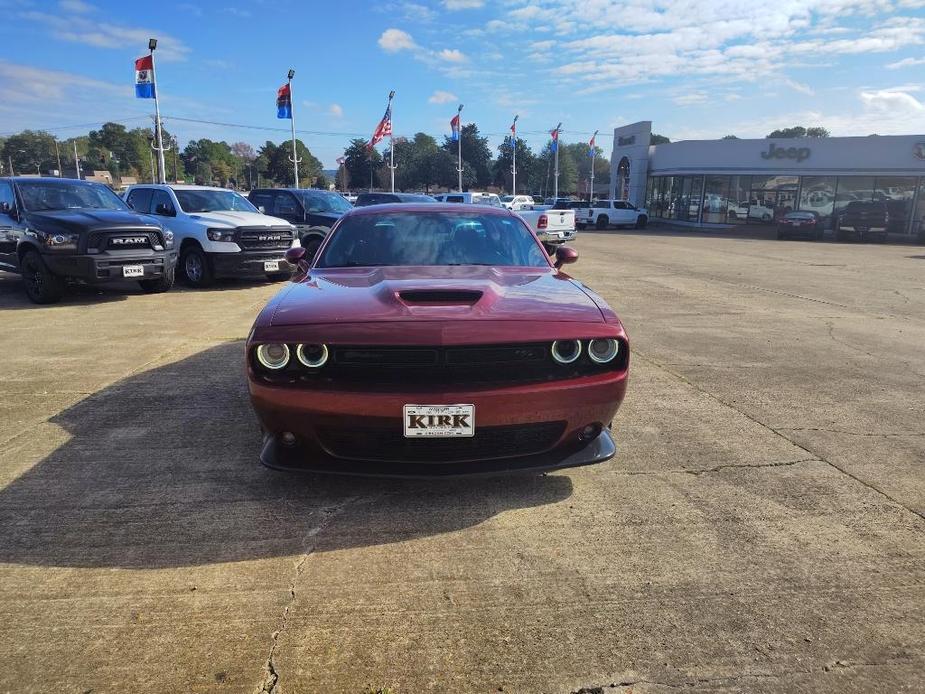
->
[[297, 190, 353, 214], [17, 181, 129, 212], [316, 211, 550, 268], [174, 190, 258, 213]]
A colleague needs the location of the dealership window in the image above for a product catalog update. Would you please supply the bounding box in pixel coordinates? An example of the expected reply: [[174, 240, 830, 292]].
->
[[798, 176, 837, 227], [914, 178, 925, 242], [671, 176, 686, 220], [750, 175, 799, 191], [727, 176, 751, 225], [874, 176, 917, 235], [645, 177, 655, 211], [834, 177, 875, 220], [702, 175, 729, 224]]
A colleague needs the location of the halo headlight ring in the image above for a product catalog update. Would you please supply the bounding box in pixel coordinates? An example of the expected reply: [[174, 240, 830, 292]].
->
[[256, 343, 290, 370], [587, 338, 620, 364], [296, 343, 329, 368], [551, 339, 582, 364]]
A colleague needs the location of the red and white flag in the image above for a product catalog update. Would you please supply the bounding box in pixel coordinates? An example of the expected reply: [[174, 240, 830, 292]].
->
[[369, 103, 392, 149]]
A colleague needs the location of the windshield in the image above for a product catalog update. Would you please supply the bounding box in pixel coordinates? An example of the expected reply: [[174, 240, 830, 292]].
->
[[500, 196, 514, 203], [298, 190, 353, 214], [316, 212, 549, 268], [17, 181, 129, 212], [174, 189, 258, 213]]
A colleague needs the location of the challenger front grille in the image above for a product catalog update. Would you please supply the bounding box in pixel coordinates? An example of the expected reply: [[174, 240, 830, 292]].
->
[[317, 420, 566, 462], [238, 226, 294, 250]]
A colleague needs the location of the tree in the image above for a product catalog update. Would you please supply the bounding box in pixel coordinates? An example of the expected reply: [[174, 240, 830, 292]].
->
[[344, 138, 381, 192], [493, 137, 537, 194], [563, 142, 609, 198], [650, 133, 671, 145], [441, 123, 493, 188], [231, 142, 256, 162], [313, 173, 329, 189], [721, 134, 739, 140], [533, 141, 578, 196], [766, 126, 830, 138], [1, 130, 57, 175]]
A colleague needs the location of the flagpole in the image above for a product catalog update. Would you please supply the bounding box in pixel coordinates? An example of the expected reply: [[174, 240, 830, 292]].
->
[[147, 39, 167, 184], [456, 104, 464, 192], [589, 129, 598, 202], [287, 69, 300, 188], [511, 115, 518, 195], [387, 90, 395, 193], [73, 141, 81, 180], [553, 122, 561, 200]]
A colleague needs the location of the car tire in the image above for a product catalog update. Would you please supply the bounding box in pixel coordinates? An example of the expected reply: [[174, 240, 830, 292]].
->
[[576, 223, 586, 230], [266, 272, 290, 282], [814, 228, 825, 241], [727, 211, 738, 220], [181, 246, 214, 288], [762, 213, 771, 222], [776, 230, 786, 240], [139, 267, 175, 294], [635, 215, 648, 229], [20, 250, 65, 304], [595, 215, 609, 230], [300, 235, 324, 261]]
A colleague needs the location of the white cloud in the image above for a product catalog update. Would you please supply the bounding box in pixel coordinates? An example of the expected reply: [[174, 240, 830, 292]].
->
[[0, 59, 123, 104], [329, 103, 344, 118], [443, 0, 484, 9], [437, 48, 467, 62], [378, 28, 416, 52], [784, 78, 815, 95], [19, 10, 191, 61], [887, 56, 925, 68], [860, 88, 925, 112], [428, 90, 458, 104], [58, 0, 93, 12], [673, 92, 708, 106]]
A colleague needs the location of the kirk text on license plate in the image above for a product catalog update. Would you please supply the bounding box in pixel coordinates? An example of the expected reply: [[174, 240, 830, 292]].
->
[[403, 404, 475, 438]]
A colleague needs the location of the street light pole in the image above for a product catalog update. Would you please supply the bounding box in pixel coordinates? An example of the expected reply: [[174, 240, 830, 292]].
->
[[73, 141, 81, 180], [511, 115, 518, 195], [7, 156, 13, 177], [148, 38, 167, 184], [553, 122, 561, 200], [53, 138, 61, 176], [286, 69, 301, 188], [387, 90, 396, 193], [456, 104, 464, 192], [589, 129, 598, 202]]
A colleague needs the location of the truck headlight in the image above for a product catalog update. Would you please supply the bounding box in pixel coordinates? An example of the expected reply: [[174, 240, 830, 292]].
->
[[43, 232, 79, 251], [163, 229, 175, 249], [207, 228, 236, 242]]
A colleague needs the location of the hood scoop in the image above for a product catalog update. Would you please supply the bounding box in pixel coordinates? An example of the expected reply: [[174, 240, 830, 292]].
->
[[398, 289, 483, 305]]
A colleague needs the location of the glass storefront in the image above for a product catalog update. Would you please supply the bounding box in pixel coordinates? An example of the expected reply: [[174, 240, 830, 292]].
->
[[645, 173, 924, 237]]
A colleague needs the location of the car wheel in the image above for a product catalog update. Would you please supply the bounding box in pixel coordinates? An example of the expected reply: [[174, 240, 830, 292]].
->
[[266, 272, 290, 282], [595, 215, 609, 230], [139, 266, 175, 294], [576, 223, 586, 230], [776, 230, 786, 240], [727, 211, 738, 220], [181, 246, 214, 287], [762, 213, 771, 222], [20, 250, 65, 304], [635, 215, 648, 229], [814, 228, 824, 241]]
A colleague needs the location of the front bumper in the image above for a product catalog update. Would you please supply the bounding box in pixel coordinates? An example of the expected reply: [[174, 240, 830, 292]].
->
[[537, 229, 577, 244], [43, 251, 177, 283], [209, 250, 293, 278], [248, 370, 627, 476]]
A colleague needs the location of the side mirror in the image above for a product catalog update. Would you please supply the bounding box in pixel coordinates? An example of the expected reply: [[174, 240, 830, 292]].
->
[[257, 205, 266, 214], [554, 245, 578, 269], [285, 245, 308, 271], [155, 203, 176, 217]]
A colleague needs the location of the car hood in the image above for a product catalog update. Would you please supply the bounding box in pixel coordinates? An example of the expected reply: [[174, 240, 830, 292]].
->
[[185, 211, 290, 228], [270, 266, 604, 325], [24, 209, 162, 233]]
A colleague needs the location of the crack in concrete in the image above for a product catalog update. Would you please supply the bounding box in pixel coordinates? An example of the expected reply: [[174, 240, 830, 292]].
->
[[255, 497, 356, 694], [780, 427, 925, 438], [610, 458, 817, 477], [634, 352, 925, 522]]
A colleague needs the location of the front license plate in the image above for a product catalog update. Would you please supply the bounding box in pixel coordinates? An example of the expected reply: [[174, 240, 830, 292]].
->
[[264, 260, 279, 272], [122, 265, 144, 278], [403, 404, 475, 438]]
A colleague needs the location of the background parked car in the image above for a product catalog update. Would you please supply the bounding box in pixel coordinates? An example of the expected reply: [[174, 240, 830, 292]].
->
[[836, 201, 889, 243], [777, 211, 823, 241], [354, 192, 437, 206], [125, 184, 295, 287], [248, 188, 352, 260], [432, 192, 502, 206], [579, 200, 649, 230], [1, 177, 176, 303], [500, 195, 535, 211]]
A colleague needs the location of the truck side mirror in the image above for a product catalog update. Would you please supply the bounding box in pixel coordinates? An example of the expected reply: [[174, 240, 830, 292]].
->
[[257, 205, 266, 214], [554, 245, 578, 268], [155, 203, 176, 217]]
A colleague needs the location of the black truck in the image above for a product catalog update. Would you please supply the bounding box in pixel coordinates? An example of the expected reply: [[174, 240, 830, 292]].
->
[[0, 177, 177, 304], [247, 188, 353, 260], [835, 201, 889, 243]]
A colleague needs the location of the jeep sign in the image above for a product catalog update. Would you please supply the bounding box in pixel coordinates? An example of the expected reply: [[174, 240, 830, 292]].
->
[[761, 143, 811, 162]]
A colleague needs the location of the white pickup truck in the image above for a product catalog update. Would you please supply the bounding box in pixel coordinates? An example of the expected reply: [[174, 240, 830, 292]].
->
[[516, 207, 576, 245], [500, 194, 535, 211], [578, 200, 649, 230]]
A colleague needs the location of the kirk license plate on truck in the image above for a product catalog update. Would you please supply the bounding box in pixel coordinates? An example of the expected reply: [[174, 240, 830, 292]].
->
[[264, 260, 279, 272], [122, 265, 144, 278], [403, 404, 475, 438]]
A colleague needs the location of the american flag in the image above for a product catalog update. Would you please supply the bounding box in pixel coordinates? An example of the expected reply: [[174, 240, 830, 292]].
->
[[550, 124, 560, 152], [510, 119, 517, 136], [336, 156, 346, 165], [369, 104, 392, 149]]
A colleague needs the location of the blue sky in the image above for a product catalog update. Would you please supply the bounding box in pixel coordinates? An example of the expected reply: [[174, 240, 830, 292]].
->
[[1, 0, 924, 168]]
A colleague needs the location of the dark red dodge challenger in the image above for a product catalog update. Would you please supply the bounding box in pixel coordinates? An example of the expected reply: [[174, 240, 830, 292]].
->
[[246, 203, 629, 476]]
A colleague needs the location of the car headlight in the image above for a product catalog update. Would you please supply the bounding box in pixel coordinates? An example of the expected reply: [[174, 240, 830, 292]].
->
[[162, 229, 175, 249], [587, 338, 620, 364], [207, 228, 236, 242], [43, 232, 79, 251], [551, 339, 581, 364], [296, 343, 328, 368], [256, 343, 290, 370]]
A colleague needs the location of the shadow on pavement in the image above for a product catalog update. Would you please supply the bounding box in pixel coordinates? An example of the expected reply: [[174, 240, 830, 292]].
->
[[0, 341, 572, 569]]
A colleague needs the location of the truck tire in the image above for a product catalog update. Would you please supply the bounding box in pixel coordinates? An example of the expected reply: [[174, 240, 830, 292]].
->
[[300, 235, 324, 261], [596, 215, 609, 230], [181, 246, 214, 288], [635, 215, 648, 229], [139, 267, 175, 294], [21, 250, 65, 304]]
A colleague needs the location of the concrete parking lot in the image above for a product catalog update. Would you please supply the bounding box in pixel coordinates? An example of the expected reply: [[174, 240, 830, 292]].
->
[[0, 232, 923, 693]]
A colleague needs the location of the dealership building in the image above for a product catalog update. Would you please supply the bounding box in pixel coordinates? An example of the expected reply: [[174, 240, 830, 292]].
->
[[609, 121, 925, 239]]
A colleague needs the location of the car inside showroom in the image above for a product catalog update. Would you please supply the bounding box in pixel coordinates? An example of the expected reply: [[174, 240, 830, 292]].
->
[[610, 121, 925, 241]]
